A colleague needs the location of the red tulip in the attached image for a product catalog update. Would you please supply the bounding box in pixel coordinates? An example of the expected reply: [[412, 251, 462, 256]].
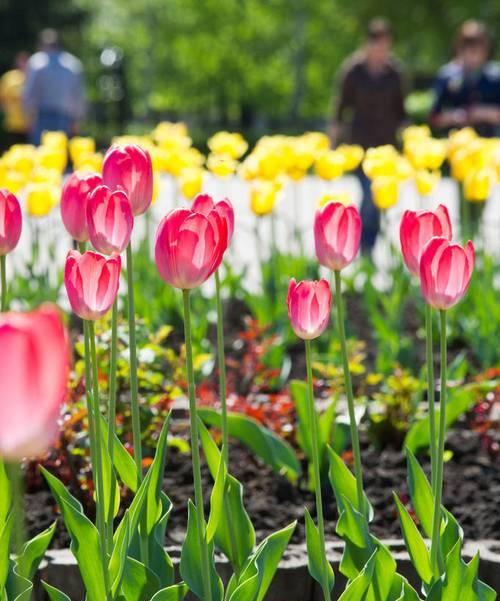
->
[[0, 305, 69, 459], [314, 202, 362, 271], [400, 205, 452, 276], [64, 250, 121, 320], [192, 193, 235, 245], [102, 144, 153, 216], [287, 278, 331, 340], [420, 237, 474, 310], [61, 172, 102, 242], [155, 208, 228, 289], [0, 189, 22, 256], [87, 185, 134, 255]]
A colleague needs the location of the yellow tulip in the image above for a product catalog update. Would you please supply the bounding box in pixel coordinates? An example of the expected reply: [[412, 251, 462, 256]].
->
[[207, 153, 238, 178], [463, 167, 496, 202], [208, 131, 248, 160], [179, 167, 204, 200], [31, 168, 62, 186], [26, 183, 59, 217], [318, 191, 352, 207], [250, 180, 281, 216], [300, 132, 330, 155], [74, 152, 103, 173], [362, 145, 399, 178], [405, 138, 447, 171], [69, 137, 95, 164], [371, 176, 399, 210], [2, 170, 27, 193], [415, 169, 441, 196], [41, 131, 68, 151], [337, 144, 364, 172], [402, 124, 431, 146], [152, 121, 190, 146], [314, 150, 346, 180], [37, 146, 67, 173]]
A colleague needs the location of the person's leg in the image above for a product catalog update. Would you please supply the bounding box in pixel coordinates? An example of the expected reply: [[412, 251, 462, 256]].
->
[[357, 167, 380, 253]]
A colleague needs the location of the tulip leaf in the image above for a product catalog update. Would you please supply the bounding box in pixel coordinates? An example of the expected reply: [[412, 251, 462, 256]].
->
[[42, 582, 72, 601], [198, 408, 300, 482], [327, 447, 373, 521], [15, 521, 56, 581], [304, 508, 334, 594], [149, 583, 189, 601], [395, 580, 424, 601], [146, 492, 174, 588], [405, 449, 434, 538], [6, 565, 33, 601], [441, 508, 463, 563], [100, 433, 121, 520], [198, 419, 255, 572], [180, 501, 223, 601], [206, 454, 227, 543], [41, 467, 107, 601], [393, 493, 433, 584], [109, 512, 130, 598], [116, 557, 160, 601], [100, 414, 140, 493], [0, 511, 13, 590], [0, 461, 11, 526], [337, 550, 376, 601], [114, 468, 152, 548]]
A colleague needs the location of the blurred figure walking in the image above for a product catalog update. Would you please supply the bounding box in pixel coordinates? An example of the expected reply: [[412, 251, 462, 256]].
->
[[23, 29, 86, 145], [0, 52, 29, 148], [330, 18, 406, 252], [430, 20, 500, 137]]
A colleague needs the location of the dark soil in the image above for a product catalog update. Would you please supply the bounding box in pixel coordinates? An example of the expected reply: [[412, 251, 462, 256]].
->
[[25, 418, 500, 550]]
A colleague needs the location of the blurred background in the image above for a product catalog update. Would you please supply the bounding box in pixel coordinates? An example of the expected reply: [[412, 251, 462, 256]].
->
[[2, 0, 500, 148]]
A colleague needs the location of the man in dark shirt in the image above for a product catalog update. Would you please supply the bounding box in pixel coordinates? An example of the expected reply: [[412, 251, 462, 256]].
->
[[330, 18, 406, 252], [430, 20, 500, 138]]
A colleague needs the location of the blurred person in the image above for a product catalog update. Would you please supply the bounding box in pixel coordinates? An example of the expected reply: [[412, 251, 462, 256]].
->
[[330, 18, 406, 252], [430, 20, 500, 137], [0, 52, 29, 147], [23, 29, 86, 145]]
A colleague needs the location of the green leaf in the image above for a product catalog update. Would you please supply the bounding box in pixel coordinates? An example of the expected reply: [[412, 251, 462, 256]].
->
[[337, 551, 376, 601], [198, 418, 220, 479], [198, 408, 300, 482], [406, 449, 433, 539], [328, 448, 373, 520], [114, 468, 152, 548], [441, 508, 463, 563], [207, 455, 227, 543], [100, 415, 140, 493], [149, 583, 189, 601], [109, 512, 130, 598], [0, 512, 13, 589], [304, 508, 334, 594], [395, 580, 424, 601], [117, 557, 160, 601], [180, 501, 223, 601], [100, 429, 121, 520], [147, 492, 174, 588], [144, 415, 171, 536], [41, 468, 107, 601], [290, 379, 313, 459], [393, 493, 433, 584], [42, 582, 72, 601], [15, 521, 56, 581], [0, 461, 11, 526]]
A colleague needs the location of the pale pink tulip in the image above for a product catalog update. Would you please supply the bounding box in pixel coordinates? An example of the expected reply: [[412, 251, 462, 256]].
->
[[314, 202, 361, 271], [287, 278, 331, 340], [61, 172, 102, 242], [87, 185, 134, 255]]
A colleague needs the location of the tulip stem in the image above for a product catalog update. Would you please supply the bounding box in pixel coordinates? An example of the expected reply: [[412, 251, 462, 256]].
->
[[183, 289, 213, 601], [106, 297, 118, 550], [6, 462, 25, 556], [425, 303, 437, 494], [214, 269, 229, 466], [126, 243, 143, 479], [85, 321, 111, 599], [430, 310, 447, 578], [305, 339, 331, 601], [334, 269, 365, 515], [0, 255, 6, 311]]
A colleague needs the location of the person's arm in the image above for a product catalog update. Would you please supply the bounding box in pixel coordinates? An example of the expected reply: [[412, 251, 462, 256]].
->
[[330, 66, 354, 146], [468, 104, 500, 125], [428, 71, 467, 129]]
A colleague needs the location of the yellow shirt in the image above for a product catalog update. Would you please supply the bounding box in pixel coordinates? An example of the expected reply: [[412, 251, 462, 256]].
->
[[0, 69, 27, 133]]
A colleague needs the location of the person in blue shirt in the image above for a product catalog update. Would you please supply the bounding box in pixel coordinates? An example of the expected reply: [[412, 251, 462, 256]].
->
[[430, 20, 500, 137], [23, 29, 86, 145]]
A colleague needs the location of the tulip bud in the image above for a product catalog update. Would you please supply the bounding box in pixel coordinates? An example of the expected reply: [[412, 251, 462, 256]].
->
[[0, 189, 22, 256], [287, 278, 331, 340], [314, 201, 361, 271], [420, 237, 474, 310], [0, 305, 69, 459], [87, 185, 134, 255], [61, 172, 103, 242]]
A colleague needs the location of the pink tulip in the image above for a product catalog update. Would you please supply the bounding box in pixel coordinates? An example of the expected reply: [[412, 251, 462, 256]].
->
[[64, 250, 121, 320], [400, 205, 452, 276], [61, 172, 102, 242], [0, 189, 22, 256], [155, 208, 228, 289], [192, 193, 235, 244], [420, 237, 475, 310], [287, 278, 331, 340], [0, 305, 69, 459], [314, 202, 362, 271], [102, 144, 153, 216], [87, 185, 134, 255]]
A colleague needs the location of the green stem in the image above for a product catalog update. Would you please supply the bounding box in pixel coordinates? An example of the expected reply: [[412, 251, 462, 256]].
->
[[269, 212, 278, 316], [0, 254, 6, 312], [6, 462, 25, 555], [214, 270, 229, 466], [305, 340, 331, 601], [106, 298, 118, 551], [126, 243, 143, 478], [334, 270, 365, 514], [86, 321, 111, 598], [182, 289, 213, 601], [425, 303, 437, 494], [254, 217, 264, 295], [430, 310, 447, 577]]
